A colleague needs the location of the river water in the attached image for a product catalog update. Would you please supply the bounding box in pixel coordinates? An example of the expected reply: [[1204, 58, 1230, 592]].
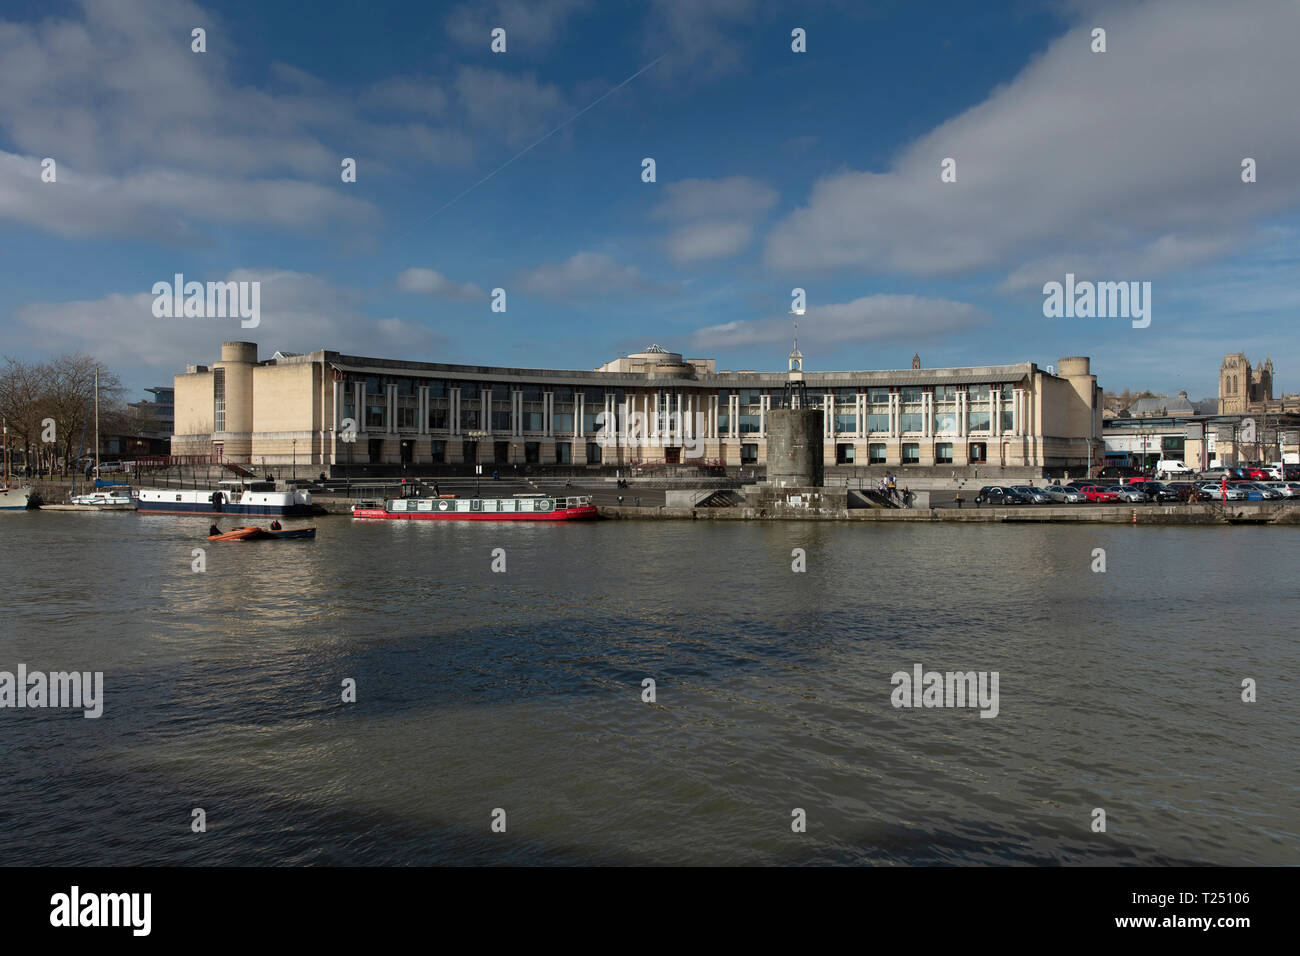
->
[[1, 511, 1295, 865]]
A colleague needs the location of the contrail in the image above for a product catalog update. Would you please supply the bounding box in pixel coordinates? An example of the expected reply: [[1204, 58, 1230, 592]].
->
[[402, 53, 667, 231]]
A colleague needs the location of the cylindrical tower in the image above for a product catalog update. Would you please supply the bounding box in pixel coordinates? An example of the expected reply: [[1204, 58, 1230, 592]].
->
[[214, 341, 257, 460], [766, 408, 824, 487]]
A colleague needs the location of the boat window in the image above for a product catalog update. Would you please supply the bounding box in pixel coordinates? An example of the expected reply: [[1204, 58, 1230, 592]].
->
[[455, 499, 470, 512], [500, 499, 516, 511], [483, 499, 498, 512], [392, 500, 408, 512], [418, 500, 433, 511]]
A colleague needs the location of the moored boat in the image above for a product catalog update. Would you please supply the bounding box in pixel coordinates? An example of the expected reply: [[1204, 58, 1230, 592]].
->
[[206, 525, 317, 541], [351, 493, 597, 521], [68, 490, 134, 507], [138, 479, 313, 517]]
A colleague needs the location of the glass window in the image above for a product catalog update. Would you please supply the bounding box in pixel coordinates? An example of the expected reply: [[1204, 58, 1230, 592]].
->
[[523, 411, 543, 431], [933, 385, 957, 402], [397, 406, 416, 429], [900, 387, 924, 404], [366, 403, 384, 429], [552, 386, 574, 403], [967, 410, 991, 431], [868, 387, 890, 404], [836, 443, 855, 464], [936, 442, 954, 464], [968, 442, 987, 463], [1001, 409, 1014, 431], [460, 409, 480, 430], [902, 442, 920, 464], [461, 440, 477, 462], [586, 442, 602, 464], [365, 376, 382, 394], [492, 410, 511, 431], [834, 387, 859, 400], [525, 442, 540, 463], [868, 443, 887, 464], [426, 380, 446, 398], [740, 443, 758, 463], [717, 389, 732, 403], [899, 412, 923, 433], [553, 413, 574, 433], [968, 384, 991, 401], [835, 413, 857, 433], [718, 413, 730, 436], [555, 442, 571, 464], [868, 413, 889, 433], [521, 386, 544, 402], [489, 383, 510, 401], [1001, 383, 1015, 400], [739, 414, 760, 434], [934, 411, 958, 434], [396, 378, 414, 396], [428, 408, 448, 430], [430, 440, 445, 463]]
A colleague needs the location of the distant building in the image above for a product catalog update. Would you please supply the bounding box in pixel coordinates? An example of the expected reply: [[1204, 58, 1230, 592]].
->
[[171, 342, 1102, 475], [121, 386, 174, 456], [1219, 352, 1300, 414]]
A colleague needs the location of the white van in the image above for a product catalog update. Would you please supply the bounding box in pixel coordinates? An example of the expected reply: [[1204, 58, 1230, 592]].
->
[[1153, 459, 1194, 477]]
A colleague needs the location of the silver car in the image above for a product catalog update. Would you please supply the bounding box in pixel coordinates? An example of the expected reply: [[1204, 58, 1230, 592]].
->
[[1198, 483, 1247, 500], [1109, 485, 1150, 502], [1045, 485, 1086, 503], [1011, 485, 1053, 504]]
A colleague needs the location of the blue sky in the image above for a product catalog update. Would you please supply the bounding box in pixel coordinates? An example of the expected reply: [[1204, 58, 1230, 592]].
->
[[2, 0, 1299, 401]]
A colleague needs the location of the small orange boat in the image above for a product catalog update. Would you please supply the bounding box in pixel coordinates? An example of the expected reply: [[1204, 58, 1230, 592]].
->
[[207, 526, 261, 541]]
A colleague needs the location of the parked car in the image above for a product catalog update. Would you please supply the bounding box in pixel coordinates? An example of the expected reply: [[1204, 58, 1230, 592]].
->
[[1045, 486, 1086, 503], [1238, 482, 1282, 500], [975, 486, 1028, 505], [1260, 481, 1296, 498], [1077, 485, 1120, 502], [1010, 485, 1053, 504], [1166, 481, 1208, 501], [1199, 467, 1234, 480], [1198, 482, 1247, 500], [1108, 484, 1151, 502], [1130, 481, 1181, 502]]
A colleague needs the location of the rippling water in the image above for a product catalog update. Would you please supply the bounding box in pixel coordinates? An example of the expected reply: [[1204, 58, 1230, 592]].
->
[[1, 511, 1296, 865]]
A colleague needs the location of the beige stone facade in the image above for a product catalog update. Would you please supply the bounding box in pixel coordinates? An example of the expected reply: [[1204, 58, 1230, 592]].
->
[[171, 343, 1103, 473]]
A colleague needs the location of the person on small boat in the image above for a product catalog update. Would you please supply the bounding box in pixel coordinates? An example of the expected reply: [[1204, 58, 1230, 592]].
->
[[270, 519, 282, 530], [209, 523, 220, 536]]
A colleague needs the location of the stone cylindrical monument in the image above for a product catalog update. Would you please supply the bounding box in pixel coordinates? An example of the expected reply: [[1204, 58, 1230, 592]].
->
[[766, 408, 824, 487]]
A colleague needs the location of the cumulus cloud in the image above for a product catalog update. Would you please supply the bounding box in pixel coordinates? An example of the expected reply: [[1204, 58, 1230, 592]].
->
[[445, 0, 590, 53], [691, 294, 990, 351], [455, 67, 568, 145], [395, 268, 483, 299], [651, 176, 778, 262], [11, 270, 445, 370], [764, 0, 1300, 288], [517, 251, 667, 298]]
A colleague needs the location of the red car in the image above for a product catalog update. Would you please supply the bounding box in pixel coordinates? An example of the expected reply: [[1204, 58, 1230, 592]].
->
[[1078, 484, 1120, 502]]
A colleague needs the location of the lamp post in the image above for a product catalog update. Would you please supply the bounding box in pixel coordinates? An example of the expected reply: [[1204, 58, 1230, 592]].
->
[[291, 439, 297, 481]]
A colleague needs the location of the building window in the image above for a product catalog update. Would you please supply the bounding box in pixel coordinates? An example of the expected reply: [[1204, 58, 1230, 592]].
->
[[525, 442, 540, 463], [523, 411, 543, 431], [868, 387, 890, 404], [968, 442, 987, 463], [494, 441, 510, 463], [739, 414, 760, 434], [934, 411, 957, 434], [968, 384, 991, 401], [868, 443, 887, 464], [397, 406, 416, 429], [935, 442, 954, 464], [491, 410, 511, 431], [460, 409, 480, 430], [900, 387, 924, 404], [718, 413, 730, 436], [1001, 408, 1014, 431], [835, 413, 857, 433], [836, 443, 855, 464], [741, 443, 758, 463], [586, 442, 602, 464], [867, 413, 889, 434], [213, 368, 225, 433], [428, 407, 448, 430], [967, 410, 991, 432], [462, 440, 478, 462], [553, 413, 574, 433], [366, 403, 385, 429], [431, 440, 446, 464], [555, 442, 571, 464], [368, 438, 384, 463], [899, 412, 923, 433], [902, 442, 920, 464]]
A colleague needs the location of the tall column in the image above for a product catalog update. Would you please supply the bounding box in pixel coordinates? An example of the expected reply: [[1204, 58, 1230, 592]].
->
[[451, 387, 460, 436], [387, 385, 396, 435], [575, 392, 584, 438]]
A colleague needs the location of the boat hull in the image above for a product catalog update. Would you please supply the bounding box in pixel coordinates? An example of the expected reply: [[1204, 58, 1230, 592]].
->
[[0, 486, 33, 510], [352, 505, 598, 521], [139, 501, 315, 517]]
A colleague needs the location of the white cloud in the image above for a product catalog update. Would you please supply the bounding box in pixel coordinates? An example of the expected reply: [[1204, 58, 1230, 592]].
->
[[11, 270, 444, 370], [445, 0, 590, 53], [396, 268, 483, 299], [764, 0, 1300, 287], [517, 251, 664, 298], [691, 294, 990, 351], [455, 67, 568, 145], [651, 176, 777, 262]]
